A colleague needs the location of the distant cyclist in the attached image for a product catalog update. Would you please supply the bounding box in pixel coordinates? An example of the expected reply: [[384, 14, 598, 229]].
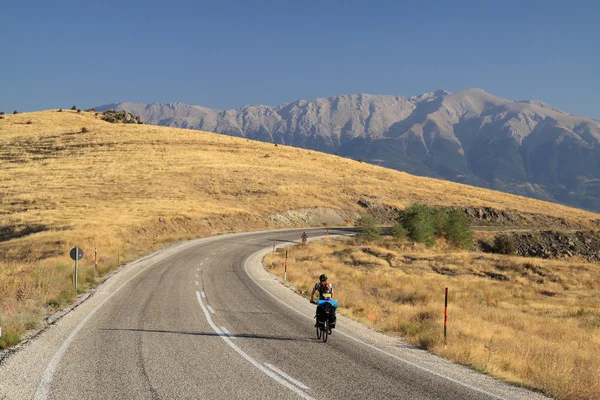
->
[[310, 274, 336, 331], [301, 232, 308, 244]]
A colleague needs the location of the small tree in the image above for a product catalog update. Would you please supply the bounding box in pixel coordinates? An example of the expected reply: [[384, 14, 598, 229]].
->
[[13, 110, 19, 114], [58, 108, 63, 112], [399, 203, 436, 246], [443, 209, 473, 249], [0, 111, 5, 115], [355, 214, 382, 241], [81, 127, 89, 133], [71, 106, 77, 111]]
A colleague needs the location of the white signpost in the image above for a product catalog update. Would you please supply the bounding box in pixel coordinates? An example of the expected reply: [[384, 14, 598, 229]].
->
[[70, 247, 84, 291]]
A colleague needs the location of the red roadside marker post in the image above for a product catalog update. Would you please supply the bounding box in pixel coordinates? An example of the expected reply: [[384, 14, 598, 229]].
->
[[284, 250, 288, 281], [444, 287, 449, 346]]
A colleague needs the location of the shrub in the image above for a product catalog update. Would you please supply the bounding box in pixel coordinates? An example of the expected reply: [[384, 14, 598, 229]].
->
[[493, 235, 517, 255], [71, 106, 77, 111], [13, 110, 19, 114], [355, 214, 382, 241], [0, 111, 4, 115], [0, 330, 21, 349], [58, 108, 63, 112], [443, 209, 473, 249], [391, 223, 408, 239], [85, 108, 96, 112], [357, 158, 363, 163], [26, 120, 32, 125], [81, 127, 89, 133], [77, 109, 81, 113], [399, 203, 436, 246]]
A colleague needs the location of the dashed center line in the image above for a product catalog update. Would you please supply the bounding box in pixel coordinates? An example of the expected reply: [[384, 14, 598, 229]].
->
[[201, 291, 206, 298], [195, 281, 199, 286], [194, 291, 313, 399], [207, 305, 215, 314]]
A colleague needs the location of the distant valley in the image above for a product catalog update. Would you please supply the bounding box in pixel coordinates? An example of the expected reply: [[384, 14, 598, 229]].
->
[[98, 89, 600, 212]]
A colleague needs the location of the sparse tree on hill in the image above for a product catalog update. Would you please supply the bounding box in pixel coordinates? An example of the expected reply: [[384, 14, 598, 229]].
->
[[13, 110, 19, 115], [71, 106, 77, 111], [443, 209, 473, 249], [398, 203, 436, 246], [355, 214, 382, 241]]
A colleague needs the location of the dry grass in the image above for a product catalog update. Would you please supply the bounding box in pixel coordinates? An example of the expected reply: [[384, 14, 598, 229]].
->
[[265, 238, 600, 400], [1, 109, 599, 351]]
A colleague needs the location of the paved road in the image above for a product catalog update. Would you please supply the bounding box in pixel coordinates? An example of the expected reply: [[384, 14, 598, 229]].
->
[[0, 228, 548, 400]]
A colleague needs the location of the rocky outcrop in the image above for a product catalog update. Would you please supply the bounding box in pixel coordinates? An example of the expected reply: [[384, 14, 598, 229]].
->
[[101, 110, 143, 124]]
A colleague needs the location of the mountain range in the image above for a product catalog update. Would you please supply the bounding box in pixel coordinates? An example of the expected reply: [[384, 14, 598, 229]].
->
[[98, 89, 600, 212]]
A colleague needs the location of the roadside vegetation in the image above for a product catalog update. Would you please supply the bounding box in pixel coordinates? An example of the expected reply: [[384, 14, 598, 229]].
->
[[266, 228, 600, 400], [1, 109, 599, 360]]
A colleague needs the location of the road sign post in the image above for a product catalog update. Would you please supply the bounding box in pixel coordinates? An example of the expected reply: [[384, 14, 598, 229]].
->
[[70, 247, 84, 291], [94, 247, 98, 273]]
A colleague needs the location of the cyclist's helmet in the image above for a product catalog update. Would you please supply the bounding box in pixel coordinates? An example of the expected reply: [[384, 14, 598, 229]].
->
[[319, 274, 328, 282]]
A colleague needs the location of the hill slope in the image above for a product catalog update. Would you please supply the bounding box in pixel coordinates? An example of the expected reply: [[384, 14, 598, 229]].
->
[[100, 89, 600, 211], [1, 109, 599, 350]]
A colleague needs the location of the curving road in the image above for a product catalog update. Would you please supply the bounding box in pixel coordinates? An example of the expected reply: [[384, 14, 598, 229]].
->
[[0, 228, 547, 400]]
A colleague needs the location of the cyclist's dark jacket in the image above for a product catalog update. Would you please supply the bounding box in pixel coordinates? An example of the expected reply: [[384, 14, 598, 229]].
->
[[313, 282, 333, 299]]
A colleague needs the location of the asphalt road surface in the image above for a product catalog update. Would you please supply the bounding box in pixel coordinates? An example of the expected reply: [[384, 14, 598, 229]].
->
[[0, 228, 548, 400]]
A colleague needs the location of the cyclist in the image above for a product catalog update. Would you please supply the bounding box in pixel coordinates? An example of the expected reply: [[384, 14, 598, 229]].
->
[[301, 232, 308, 244], [310, 274, 336, 332]]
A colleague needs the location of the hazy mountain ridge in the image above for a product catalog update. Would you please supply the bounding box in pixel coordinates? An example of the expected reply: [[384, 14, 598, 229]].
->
[[98, 89, 600, 211]]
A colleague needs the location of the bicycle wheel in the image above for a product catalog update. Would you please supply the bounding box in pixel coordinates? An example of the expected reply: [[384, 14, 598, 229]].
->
[[316, 322, 322, 339], [322, 319, 329, 343]]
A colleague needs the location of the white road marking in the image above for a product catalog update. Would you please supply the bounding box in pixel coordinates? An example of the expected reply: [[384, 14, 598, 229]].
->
[[243, 252, 505, 400], [201, 291, 206, 298], [195, 291, 313, 399], [264, 363, 310, 390], [200, 263, 204, 266], [196, 281, 199, 286], [196, 274, 198, 278], [220, 326, 236, 339], [207, 305, 215, 314]]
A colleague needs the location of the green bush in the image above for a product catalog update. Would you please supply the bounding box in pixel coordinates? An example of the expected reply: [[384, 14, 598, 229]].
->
[[493, 235, 517, 255], [443, 209, 473, 249], [13, 110, 19, 114], [58, 108, 63, 112], [0, 111, 5, 115], [399, 203, 436, 246], [398, 204, 472, 249], [355, 214, 382, 241], [71, 105, 77, 111], [391, 223, 408, 239]]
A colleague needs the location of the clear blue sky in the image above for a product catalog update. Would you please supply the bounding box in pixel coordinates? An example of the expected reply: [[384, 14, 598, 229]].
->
[[2, 0, 599, 118]]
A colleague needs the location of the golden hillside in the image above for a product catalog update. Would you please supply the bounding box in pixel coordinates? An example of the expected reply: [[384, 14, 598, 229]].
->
[[0, 109, 598, 347]]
